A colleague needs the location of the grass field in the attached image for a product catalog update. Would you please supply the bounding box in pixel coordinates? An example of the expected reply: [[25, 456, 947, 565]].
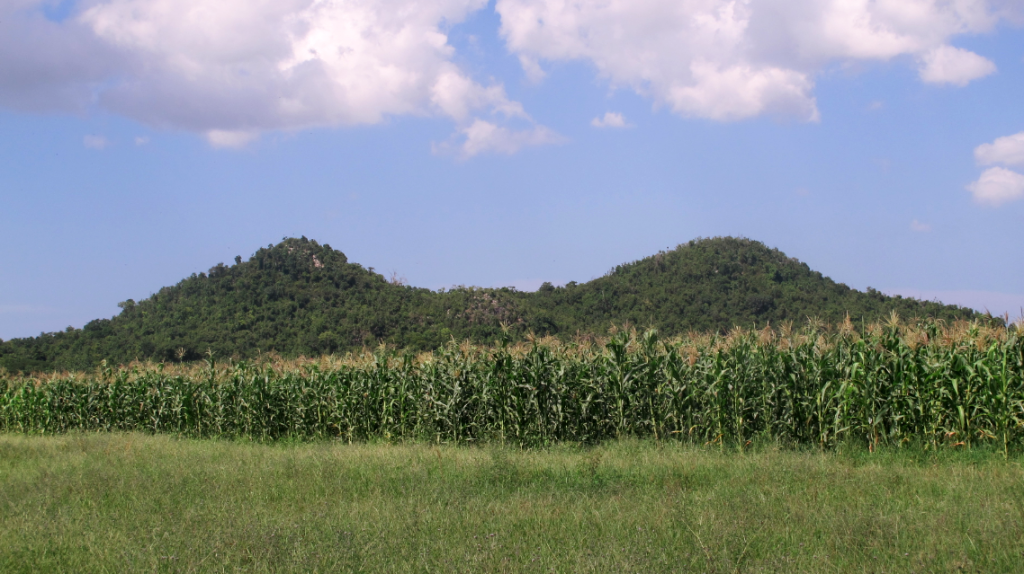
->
[[2, 433, 1023, 573]]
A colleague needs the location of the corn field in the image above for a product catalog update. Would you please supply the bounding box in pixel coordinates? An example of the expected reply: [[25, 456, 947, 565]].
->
[[2, 318, 1022, 450]]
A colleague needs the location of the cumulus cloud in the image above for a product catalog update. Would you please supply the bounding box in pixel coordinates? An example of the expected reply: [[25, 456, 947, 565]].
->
[[0, 0, 555, 156], [591, 112, 631, 128], [0, 1, 126, 112], [975, 131, 1024, 166], [967, 131, 1024, 207], [0, 0, 1012, 145], [206, 130, 259, 149], [495, 0, 1003, 121], [670, 62, 817, 121], [918, 45, 996, 86], [517, 55, 547, 83], [437, 119, 564, 158], [83, 135, 109, 149], [966, 167, 1024, 206]]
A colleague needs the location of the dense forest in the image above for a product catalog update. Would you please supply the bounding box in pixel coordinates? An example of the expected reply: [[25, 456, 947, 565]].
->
[[0, 236, 984, 373]]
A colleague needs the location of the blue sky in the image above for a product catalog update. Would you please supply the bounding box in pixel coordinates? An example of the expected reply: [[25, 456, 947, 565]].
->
[[2, 0, 1023, 340]]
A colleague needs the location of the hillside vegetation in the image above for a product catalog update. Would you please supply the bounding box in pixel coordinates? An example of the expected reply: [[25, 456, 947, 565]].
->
[[0, 236, 981, 372]]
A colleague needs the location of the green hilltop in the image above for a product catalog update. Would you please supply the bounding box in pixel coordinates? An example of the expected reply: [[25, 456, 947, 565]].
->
[[0, 236, 982, 372]]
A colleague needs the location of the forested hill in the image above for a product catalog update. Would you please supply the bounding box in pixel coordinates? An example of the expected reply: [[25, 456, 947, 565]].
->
[[1, 236, 983, 372]]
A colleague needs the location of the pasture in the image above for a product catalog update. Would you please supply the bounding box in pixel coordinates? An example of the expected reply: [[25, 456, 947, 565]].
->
[[2, 433, 1023, 573]]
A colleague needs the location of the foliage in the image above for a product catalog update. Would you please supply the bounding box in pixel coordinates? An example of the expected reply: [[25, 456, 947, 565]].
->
[[3, 319, 1021, 451], [529, 236, 981, 334], [0, 236, 984, 372]]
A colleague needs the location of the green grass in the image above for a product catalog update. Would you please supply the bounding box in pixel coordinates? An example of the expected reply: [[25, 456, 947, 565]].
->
[[2, 433, 1023, 573]]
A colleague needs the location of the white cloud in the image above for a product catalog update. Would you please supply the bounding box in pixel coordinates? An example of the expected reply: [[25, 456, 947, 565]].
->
[[975, 131, 1024, 166], [134, 136, 149, 145], [83, 135, 109, 149], [918, 45, 996, 86], [591, 112, 631, 128], [669, 62, 817, 121], [495, 0, 1004, 121], [910, 219, 931, 232], [518, 55, 546, 83], [0, 0, 1012, 142], [78, 0, 512, 131], [966, 166, 1024, 206], [206, 130, 259, 149], [430, 70, 528, 122], [0, 2, 126, 112], [0, 0, 550, 155], [442, 119, 565, 158]]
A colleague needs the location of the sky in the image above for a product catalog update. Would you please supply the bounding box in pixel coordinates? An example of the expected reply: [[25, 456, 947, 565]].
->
[[1, 0, 1023, 340]]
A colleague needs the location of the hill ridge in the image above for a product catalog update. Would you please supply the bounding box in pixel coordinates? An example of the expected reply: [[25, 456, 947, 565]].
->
[[0, 236, 982, 372]]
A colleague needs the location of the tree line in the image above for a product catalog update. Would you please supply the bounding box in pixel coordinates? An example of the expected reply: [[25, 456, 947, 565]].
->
[[0, 236, 984, 373]]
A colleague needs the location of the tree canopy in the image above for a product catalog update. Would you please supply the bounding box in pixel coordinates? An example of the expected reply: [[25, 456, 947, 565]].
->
[[0, 236, 983, 373]]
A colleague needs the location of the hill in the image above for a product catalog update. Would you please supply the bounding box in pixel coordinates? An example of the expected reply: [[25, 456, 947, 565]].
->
[[0, 236, 983, 372]]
